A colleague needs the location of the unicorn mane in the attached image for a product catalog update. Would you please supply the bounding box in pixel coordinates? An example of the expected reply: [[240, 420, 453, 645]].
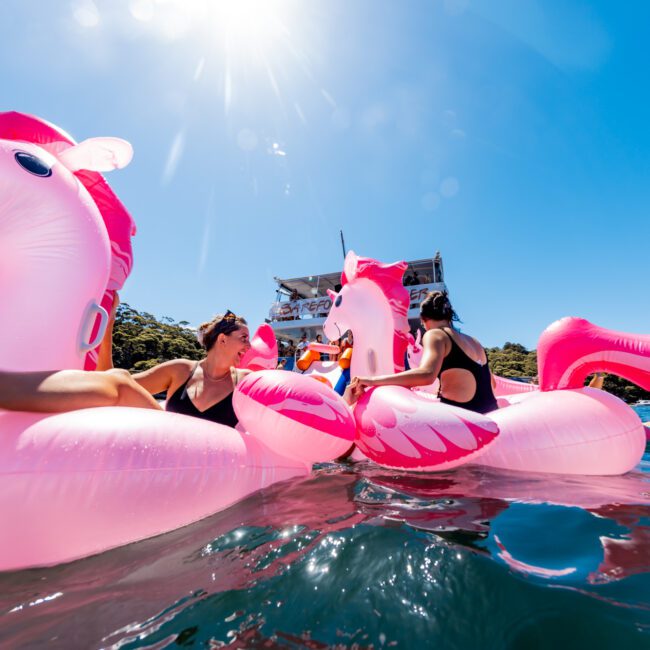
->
[[342, 253, 410, 372]]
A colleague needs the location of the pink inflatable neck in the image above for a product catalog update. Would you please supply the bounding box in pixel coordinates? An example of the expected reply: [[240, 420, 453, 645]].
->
[[538, 317, 650, 391]]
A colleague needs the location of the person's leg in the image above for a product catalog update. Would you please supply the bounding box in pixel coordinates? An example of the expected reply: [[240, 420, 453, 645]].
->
[[0, 369, 161, 413]]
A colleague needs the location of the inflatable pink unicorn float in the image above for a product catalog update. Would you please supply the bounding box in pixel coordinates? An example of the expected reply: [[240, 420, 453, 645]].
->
[[0, 113, 354, 572], [323, 251, 650, 476]]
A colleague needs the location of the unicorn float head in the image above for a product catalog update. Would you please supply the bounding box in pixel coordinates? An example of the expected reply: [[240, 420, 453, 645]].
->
[[323, 251, 411, 379], [0, 112, 134, 372]]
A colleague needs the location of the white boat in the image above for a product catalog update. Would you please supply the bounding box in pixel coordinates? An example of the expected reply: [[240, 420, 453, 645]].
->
[[635, 399, 650, 406]]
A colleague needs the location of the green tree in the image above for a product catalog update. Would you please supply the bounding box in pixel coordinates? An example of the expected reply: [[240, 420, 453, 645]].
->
[[112, 303, 204, 373]]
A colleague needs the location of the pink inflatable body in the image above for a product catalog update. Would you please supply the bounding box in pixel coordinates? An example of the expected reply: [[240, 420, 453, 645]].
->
[[492, 374, 537, 396], [0, 114, 355, 572], [353, 386, 499, 471], [0, 409, 306, 570], [324, 251, 649, 476]]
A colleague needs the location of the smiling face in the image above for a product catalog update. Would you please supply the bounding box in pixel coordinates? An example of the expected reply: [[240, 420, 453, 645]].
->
[[216, 325, 251, 365]]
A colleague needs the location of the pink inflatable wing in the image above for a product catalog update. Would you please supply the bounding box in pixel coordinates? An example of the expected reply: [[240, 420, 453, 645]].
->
[[538, 317, 650, 392], [234, 370, 356, 465], [353, 386, 499, 471], [239, 324, 278, 371], [0, 111, 136, 370]]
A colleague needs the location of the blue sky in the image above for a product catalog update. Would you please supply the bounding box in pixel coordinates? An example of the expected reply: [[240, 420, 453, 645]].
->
[[2, 0, 649, 348]]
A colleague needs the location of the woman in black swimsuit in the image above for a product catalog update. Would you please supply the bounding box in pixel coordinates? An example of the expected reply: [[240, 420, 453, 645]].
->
[[136, 311, 251, 426], [98, 304, 251, 426], [351, 291, 497, 414]]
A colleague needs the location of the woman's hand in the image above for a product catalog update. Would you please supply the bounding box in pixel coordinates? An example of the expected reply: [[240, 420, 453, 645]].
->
[[343, 377, 367, 406], [109, 292, 120, 321]]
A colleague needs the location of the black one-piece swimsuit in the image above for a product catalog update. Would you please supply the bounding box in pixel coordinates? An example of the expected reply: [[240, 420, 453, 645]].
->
[[438, 329, 498, 414], [165, 363, 239, 427]]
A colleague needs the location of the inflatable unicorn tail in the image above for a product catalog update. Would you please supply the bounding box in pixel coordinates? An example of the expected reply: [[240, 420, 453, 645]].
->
[[538, 317, 650, 391]]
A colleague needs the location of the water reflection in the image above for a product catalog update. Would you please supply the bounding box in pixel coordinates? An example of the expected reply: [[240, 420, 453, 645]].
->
[[358, 462, 650, 586], [0, 460, 649, 648]]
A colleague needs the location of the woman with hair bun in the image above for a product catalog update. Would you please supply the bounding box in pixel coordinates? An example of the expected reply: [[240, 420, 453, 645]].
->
[[97, 302, 252, 427], [351, 290, 497, 414], [134, 310, 251, 426]]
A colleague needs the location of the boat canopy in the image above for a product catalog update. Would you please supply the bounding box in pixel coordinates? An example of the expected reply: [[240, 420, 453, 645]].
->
[[269, 253, 447, 342]]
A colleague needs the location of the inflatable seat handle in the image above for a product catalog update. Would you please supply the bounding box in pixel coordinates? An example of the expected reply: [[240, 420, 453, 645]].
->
[[78, 301, 109, 353]]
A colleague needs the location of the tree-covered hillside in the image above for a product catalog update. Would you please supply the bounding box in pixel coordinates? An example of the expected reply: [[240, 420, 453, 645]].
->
[[112, 303, 204, 373], [487, 342, 538, 380]]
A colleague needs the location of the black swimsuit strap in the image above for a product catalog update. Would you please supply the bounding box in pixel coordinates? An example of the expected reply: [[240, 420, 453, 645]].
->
[[179, 362, 200, 401]]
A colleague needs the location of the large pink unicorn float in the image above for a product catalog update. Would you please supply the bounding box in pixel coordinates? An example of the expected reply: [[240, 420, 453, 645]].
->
[[0, 112, 355, 571], [323, 251, 650, 475]]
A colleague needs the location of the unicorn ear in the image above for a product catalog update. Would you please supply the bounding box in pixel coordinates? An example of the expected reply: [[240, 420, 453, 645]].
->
[[343, 250, 358, 282], [327, 289, 337, 301], [57, 137, 133, 173]]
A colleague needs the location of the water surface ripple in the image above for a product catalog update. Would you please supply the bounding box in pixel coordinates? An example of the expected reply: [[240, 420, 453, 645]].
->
[[1, 411, 650, 649]]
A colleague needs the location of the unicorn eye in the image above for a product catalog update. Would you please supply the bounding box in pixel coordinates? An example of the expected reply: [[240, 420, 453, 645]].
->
[[15, 151, 52, 177], [335, 295, 342, 307]]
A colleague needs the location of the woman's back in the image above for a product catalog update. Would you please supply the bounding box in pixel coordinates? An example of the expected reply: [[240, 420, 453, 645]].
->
[[436, 327, 497, 414]]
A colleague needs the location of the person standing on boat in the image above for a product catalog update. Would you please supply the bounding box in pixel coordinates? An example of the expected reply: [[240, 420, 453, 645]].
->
[[350, 291, 498, 414], [296, 334, 309, 354]]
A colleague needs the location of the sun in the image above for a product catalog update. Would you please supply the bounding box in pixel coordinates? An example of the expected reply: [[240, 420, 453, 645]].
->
[[205, 0, 294, 57], [138, 0, 313, 115], [217, 0, 290, 46]]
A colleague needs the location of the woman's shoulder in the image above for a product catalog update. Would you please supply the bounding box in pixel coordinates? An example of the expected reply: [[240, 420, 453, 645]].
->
[[422, 328, 450, 344], [146, 358, 196, 377], [456, 332, 488, 362]]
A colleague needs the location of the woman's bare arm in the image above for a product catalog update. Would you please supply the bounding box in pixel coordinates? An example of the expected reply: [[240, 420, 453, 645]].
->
[[352, 330, 448, 389], [0, 369, 162, 413]]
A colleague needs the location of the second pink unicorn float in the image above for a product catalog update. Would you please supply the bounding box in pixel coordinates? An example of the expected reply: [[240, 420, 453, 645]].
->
[[323, 252, 649, 475]]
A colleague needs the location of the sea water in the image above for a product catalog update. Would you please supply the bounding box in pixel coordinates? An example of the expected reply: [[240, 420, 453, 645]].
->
[[1, 408, 649, 649]]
